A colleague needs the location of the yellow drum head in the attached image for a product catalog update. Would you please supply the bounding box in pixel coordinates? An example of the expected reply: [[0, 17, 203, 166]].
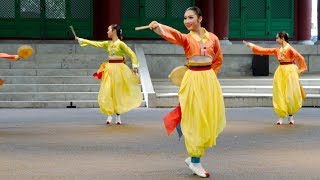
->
[[17, 45, 33, 59], [168, 66, 188, 86]]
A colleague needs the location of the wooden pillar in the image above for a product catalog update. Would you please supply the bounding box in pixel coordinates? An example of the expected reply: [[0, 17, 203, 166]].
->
[[197, 0, 214, 33], [296, 0, 313, 44], [213, 0, 230, 40], [318, 0, 320, 41], [94, 0, 122, 40]]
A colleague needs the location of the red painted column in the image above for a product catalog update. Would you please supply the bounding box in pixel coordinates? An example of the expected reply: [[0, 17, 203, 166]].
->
[[297, 0, 313, 43], [294, 0, 298, 40], [318, 0, 320, 41], [213, 0, 230, 40], [94, 0, 122, 40], [197, 0, 214, 33]]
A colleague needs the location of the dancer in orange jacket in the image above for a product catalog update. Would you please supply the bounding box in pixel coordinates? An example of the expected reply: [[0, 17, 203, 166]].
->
[[149, 6, 226, 178], [244, 32, 307, 125]]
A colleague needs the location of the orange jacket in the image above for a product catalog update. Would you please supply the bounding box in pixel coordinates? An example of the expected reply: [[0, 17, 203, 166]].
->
[[159, 25, 223, 74], [252, 44, 307, 71]]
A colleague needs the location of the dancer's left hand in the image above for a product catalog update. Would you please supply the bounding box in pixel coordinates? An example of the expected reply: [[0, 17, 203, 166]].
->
[[299, 69, 305, 75], [132, 68, 138, 73]]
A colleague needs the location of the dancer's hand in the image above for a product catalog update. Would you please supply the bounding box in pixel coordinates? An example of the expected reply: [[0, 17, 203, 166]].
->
[[299, 69, 306, 75], [149, 21, 159, 30], [132, 67, 138, 73], [243, 40, 253, 48], [75, 36, 78, 40], [13, 55, 20, 61]]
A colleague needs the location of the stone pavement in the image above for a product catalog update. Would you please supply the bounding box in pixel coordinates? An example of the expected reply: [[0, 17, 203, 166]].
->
[[0, 107, 319, 179]]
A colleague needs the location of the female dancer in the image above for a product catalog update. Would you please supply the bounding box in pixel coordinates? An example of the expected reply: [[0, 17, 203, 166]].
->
[[76, 24, 142, 125], [149, 6, 226, 178], [243, 32, 307, 125]]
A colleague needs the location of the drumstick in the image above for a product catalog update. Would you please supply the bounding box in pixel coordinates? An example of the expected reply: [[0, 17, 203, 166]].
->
[[135, 25, 150, 31], [69, 26, 77, 37]]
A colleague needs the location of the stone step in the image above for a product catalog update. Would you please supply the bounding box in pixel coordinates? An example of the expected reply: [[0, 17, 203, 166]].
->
[[0, 92, 99, 101], [0, 84, 100, 92], [153, 85, 320, 94], [0, 43, 129, 55], [156, 92, 320, 97], [29, 54, 107, 61], [0, 100, 146, 108], [0, 84, 142, 92], [0, 76, 99, 84], [152, 78, 320, 86], [155, 93, 320, 108], [0, 92, 145, 101], [0, 59, 104, 69], [221, 79, 320, 86], [0, 69, 97, 76], [0, 54, 134, 69]]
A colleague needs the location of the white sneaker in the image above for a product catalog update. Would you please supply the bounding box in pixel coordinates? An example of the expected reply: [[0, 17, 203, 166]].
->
[[185, 157, 191, 166], [288, 116, 294, 125], [116, 114, 121, 125], [185, 157, 196, 175], [188, 163, 210, 178], [105, 115, 112, 124], [276, 118, 284, 125]]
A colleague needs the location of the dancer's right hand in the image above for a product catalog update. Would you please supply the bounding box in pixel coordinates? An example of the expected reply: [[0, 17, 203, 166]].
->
[[75, 36, 78, 40], [149, 21, 159, 30], [13, 55, 20, 61]]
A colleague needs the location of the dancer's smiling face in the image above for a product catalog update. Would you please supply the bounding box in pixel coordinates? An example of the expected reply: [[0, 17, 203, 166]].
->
[[276, 35, 283, 45], [184, 10, 202, 31], [107, 26, 116, 39]]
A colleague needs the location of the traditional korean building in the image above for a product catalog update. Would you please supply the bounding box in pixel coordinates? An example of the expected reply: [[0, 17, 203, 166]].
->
[[0, 0, 315, 44]]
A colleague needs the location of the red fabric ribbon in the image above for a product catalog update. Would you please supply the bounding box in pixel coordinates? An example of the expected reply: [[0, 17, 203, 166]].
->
[[93, 72, 103, 80], [163, 104, 182, 135]]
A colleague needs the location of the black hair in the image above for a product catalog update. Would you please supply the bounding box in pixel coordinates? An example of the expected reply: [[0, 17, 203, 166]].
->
[[277, 31, 289, 43], [111, 24, 123, 40], [185, 6, 202, 18]]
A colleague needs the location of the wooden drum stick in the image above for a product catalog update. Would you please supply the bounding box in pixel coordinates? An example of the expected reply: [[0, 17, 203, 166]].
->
[[69, 26, 77, 37], [135, 25, 150, 31]]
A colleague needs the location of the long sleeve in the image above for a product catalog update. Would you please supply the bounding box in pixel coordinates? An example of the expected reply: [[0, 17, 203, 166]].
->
[[252, 45, 277, 56], [158, 24, 187, 47], [290, 48, 307, 71], [211, 35, 223, 74], [0, 53, 18, 60], [78, 38, 110, 49], [120, 42, 139, 68]]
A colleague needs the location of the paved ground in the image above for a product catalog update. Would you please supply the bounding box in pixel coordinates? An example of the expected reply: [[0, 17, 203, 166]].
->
[[0, 107, 319, 180]]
